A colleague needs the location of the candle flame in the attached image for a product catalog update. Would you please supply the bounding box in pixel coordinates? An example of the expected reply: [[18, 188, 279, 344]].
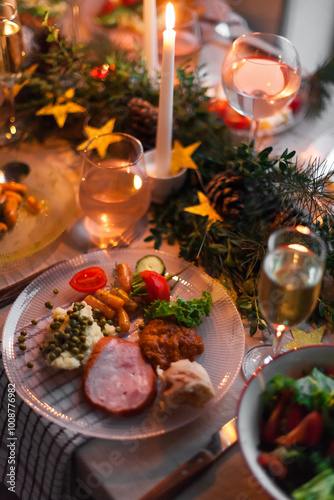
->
[[276, 325, 285, 338], [296, 225, 310, 235], [288, 243, 308, 253], [165, 2, 175, 31]]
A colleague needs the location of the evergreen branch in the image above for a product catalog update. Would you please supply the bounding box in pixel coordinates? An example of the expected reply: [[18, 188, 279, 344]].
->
[[303, 56, 334, 117]]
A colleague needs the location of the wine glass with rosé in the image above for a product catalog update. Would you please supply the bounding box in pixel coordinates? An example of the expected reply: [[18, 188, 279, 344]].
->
[[79, 133, 151, 248], [242, 226, 327, 380], [221, 32, 301, 143]]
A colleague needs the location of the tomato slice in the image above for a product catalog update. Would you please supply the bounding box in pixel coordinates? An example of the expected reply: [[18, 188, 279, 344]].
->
[[140, 270, 170, 304], [69, 267, 108, 293]]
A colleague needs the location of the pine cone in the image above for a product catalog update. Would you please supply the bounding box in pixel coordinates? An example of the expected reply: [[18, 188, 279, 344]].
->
[[206, 170, 245, 219], [127, 97, 158, 148]]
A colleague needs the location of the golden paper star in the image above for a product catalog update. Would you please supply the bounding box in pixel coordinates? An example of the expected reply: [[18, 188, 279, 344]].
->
[[11, 63, 39, 97], [35, 88, 86, 128], [285, 326, 325, 350], [76, 118, 121, 158], [184, 191, 222, 225], [170, 140, 201, 175]]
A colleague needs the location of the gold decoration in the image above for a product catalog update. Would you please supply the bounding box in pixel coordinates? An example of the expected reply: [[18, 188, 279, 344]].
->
[[35, 88, 86, 128], [76, 118, 122, 158], [285, 326, 325, 350], [184, 191, 222, 225], [170, 140, 201, 175], [12, 63, 39, 97]]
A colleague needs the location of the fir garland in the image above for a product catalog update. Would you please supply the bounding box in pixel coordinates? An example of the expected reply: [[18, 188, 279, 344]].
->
[[16, 18, 334, 333]]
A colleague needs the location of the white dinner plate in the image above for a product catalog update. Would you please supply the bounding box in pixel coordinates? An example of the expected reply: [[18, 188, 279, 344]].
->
[[2, 249, 245, 439], [0, 162, 76, 268]]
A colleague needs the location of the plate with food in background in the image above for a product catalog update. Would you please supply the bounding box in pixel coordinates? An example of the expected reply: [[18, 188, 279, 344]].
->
[[2, 249, 244, 439]]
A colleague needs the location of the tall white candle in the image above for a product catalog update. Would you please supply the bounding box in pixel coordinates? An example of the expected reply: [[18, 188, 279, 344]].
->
[[155, 2, 175, 178], [143, 0, 158, 75]]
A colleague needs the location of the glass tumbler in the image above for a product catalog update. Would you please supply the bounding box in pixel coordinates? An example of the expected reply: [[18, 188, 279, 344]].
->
[[79, 133, 151, 248]]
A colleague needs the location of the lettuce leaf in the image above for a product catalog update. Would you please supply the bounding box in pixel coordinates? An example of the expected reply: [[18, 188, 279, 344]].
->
[[262, 368, 334, 413], [292, 469, 334, 499], [144, 291, 213, 328]]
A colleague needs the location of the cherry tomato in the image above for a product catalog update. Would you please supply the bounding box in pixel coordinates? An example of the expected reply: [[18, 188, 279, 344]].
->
[[69, 267, 107, 293], [140, 270, 170, 304]]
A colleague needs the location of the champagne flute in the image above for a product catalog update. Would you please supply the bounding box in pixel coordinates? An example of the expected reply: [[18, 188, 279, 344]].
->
[[221, 32, 301, 143], [0, 2, 25, 146], [242, 226, 326, 380]]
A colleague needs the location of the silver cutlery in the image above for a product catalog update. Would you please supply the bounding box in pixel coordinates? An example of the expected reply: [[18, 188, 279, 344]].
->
[[0, 225, 140, 308], [139, 417, 238, 500]]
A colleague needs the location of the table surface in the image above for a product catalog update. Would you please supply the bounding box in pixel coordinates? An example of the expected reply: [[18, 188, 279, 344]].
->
[[1, 26, 334, 500]]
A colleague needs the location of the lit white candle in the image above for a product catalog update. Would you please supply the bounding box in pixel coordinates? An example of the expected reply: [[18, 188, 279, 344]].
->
[[143, 0, 158, 75], [155, 2, 175, 177]]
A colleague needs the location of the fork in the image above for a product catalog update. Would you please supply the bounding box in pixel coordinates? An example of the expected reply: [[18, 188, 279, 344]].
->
[[0, 224, 141, 309]]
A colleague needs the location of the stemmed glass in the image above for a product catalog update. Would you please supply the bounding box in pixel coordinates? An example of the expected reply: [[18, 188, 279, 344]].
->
[[242, 226, 327, 380], [0, 2, 25, 146], [221, 32, 301, 143], [79, 133, 151, 248]]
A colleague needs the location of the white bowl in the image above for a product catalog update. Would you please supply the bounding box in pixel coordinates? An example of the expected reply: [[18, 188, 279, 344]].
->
[[237, 345, 334, 500]]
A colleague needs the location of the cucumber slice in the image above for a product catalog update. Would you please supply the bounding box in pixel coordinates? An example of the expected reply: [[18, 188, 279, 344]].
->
[[135, 255, 166, 275]]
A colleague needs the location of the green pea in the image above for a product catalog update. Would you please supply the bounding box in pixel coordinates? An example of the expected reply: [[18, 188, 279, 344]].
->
[[71, 347, 80, 355], [55, 347, 62, 355], [138, 323, 145, 330], [31, 319, 38, 325], [45, 301, 53, 309], [19, 344, 27, 351], [27, 361, 34, 369], [48, 352, 56, 361], [80, 344, 88, 351], [53, 289, 59, 294], [77, 354, 85, 361], [71, 336, 79, 344], [62, 344, 69, 351], [87, 319, 93, 326], [18, 335, 26, 343], [115, 326, 121, 333], [20, 330, 28, 336]]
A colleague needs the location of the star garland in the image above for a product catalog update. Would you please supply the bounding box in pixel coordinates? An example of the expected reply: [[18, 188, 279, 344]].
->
[[285, 326, 325, 350], [170, 140, 201, 175], [76, 118, 122, 158], [35, 88, 86, 128], [184, 191, 222, 225]]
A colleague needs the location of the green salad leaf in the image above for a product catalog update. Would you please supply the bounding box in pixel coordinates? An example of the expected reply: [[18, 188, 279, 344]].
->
[[292, 468, 334, 500], [262, 368, 334, 412], [144, 291, 213, 328]]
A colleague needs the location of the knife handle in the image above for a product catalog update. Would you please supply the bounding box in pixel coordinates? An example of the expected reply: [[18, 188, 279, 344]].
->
[[139, 450, 215, 500]]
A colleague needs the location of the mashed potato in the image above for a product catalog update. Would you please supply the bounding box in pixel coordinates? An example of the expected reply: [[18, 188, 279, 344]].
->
[[42, 301, 116, 370]]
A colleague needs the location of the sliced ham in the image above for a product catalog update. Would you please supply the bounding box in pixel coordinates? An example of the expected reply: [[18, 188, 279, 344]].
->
[[83, 337, 157, 416]]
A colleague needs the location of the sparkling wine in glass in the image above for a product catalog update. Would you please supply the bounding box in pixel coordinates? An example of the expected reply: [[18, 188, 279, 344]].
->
[[242, 226, 326, 380], [221, 32, 301, 142], [0, 2, 25, 146], [79, 133, 151, 248]]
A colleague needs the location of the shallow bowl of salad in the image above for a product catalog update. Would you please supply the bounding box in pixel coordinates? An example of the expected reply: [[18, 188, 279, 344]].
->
[[237, 345, 334, 500]]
